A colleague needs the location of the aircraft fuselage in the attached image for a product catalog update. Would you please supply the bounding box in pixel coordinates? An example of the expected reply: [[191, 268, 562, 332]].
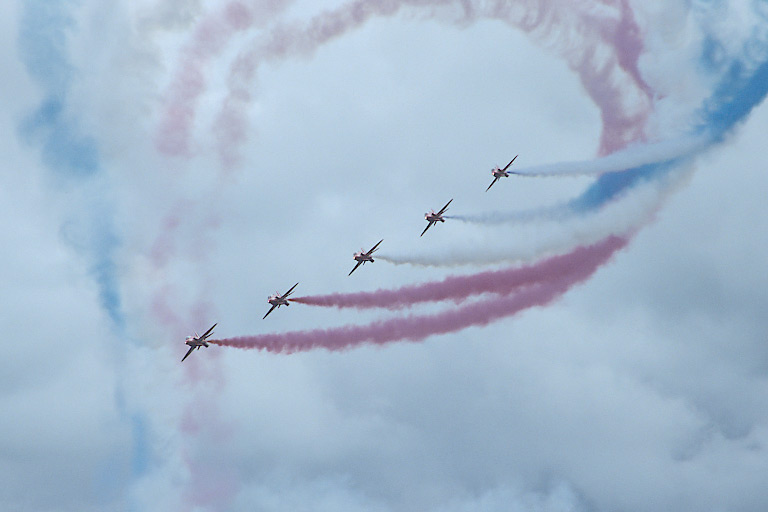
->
[[354, 253, 374, 263]]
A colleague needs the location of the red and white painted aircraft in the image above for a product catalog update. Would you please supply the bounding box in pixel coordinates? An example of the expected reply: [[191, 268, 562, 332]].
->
[[181, 323, 216, 362], [349, 239, 383, 276], [421, 199, 453, 237], [486, 155, 519, 191], [263, 283, 299, 319]]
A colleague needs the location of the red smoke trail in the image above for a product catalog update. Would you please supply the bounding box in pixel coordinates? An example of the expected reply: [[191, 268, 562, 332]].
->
[[156, 3, 253, 156], [293, 235, 624, 310], [212, 236, 627, 353], [214, 0, 406, 167], [569, 0, 653, 154], [155, 1, 293, 157]]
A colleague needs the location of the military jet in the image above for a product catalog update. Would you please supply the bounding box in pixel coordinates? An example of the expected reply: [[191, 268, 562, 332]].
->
[[263, 283, 299, 319], [349, 239, 383, 276], [421, 199, 452, 237], [486, 155, 519, 191], [181, 323, 217, 362]]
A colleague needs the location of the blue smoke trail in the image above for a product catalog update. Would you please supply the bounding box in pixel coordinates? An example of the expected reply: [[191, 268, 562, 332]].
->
[[17, 0, 99, 179], [20, 97, 100, 179], [702, 58, 768, 139], [17, 0, 150, 502], [18, 0, 119, 324], [573, 41, 768, 212]]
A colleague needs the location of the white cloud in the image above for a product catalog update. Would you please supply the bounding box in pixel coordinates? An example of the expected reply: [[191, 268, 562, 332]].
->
[[4, 0, 768, 511]]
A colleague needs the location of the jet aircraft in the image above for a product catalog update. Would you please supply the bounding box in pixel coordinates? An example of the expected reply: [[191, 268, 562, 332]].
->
[[263, 283, 299, 319], [349, 239, 383, 276], [181, 323, 217, 362], [486, 155, 519, 191], [421, 199, 453, 237]]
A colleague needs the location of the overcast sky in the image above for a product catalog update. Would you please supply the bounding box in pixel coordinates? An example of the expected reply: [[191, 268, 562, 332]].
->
[[1, 1, 768, 511]]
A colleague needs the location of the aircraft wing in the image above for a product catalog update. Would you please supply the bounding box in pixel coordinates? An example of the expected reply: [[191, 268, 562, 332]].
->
[[181, 345, 195, 362], [348, 260, 365, 276], [263, 303, 279, 320], [367, 239, 383, 255], [283, 282, 299, 297], [502, 154, 518, 171], [486, 177, 499, 192], [437, 199, 453, 215], [420, 221, 434, 237], [200, 323, 217, 340]]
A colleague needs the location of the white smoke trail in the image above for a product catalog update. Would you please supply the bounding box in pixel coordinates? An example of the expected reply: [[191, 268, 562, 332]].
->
[[507, 132, 712, 177]]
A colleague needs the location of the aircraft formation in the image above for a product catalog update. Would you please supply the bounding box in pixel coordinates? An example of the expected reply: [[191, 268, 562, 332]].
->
[[182, 156, 520, 361]]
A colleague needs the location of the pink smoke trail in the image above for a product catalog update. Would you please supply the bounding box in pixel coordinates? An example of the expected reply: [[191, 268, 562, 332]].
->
[[213, 0, 652, 167], [293, 235, 624, 310], [155, 1, 294, 157], [213, 236, 627, 353], [489, 0, 652, 153], [145, 206, 236, 507], [214, 0, 405, 167], [535, 0, 652, 153]]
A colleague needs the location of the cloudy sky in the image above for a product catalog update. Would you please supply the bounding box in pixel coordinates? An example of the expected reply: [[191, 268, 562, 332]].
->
[[2, 1, 768, 511]]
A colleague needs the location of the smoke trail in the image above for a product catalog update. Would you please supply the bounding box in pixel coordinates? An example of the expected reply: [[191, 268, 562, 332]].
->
[[212, 236, 626, 353], [213, 0, 652, 167], [17, 0, 149, 501], [17, 1, 129, 328], [17, 1, 126, 351], [19, 0, 123, 325], [448, 157, 683, 228], [544, 0, 652, 155], [494, 134, 711, 178], [214, 0, 404, 167], [701, 56, 768, 139], [293, 235, 625, 310], [155, 0, 300, 158], [156, 2, 259, 157]]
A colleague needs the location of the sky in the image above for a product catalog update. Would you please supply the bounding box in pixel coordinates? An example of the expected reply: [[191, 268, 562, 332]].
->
[[1, 0, 768, 511]]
